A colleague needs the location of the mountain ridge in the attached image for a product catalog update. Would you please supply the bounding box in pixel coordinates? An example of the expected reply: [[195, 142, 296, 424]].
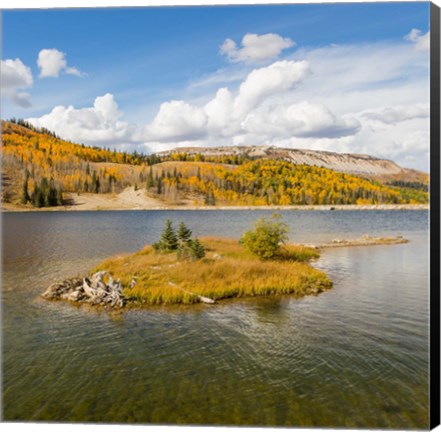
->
[[155, 145, 425, 179]]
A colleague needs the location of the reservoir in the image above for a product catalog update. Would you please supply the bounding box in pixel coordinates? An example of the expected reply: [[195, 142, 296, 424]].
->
[[2, 210, 429, 428]]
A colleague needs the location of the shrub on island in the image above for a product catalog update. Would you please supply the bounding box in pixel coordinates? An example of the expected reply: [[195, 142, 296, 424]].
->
[[240, 214, 289, 260]]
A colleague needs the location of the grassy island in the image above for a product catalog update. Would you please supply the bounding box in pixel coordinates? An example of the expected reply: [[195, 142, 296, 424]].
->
[[42, 216, 408, 309], [93, 237, 332, 306]]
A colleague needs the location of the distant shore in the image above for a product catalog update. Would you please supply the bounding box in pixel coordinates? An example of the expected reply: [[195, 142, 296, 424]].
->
[[2, 203, 429, 212], [1, 186, 429, 212]]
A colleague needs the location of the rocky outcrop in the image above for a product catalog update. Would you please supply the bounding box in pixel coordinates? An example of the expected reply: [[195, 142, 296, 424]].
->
[[42, 271, 125, 308], [155, 145, 426, 179]]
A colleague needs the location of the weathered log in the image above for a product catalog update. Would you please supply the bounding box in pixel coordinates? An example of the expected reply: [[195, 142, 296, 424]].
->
[[198, 295, 216, 304], [83, 278, 98, 298], [91, 270, 107, 285], [42, 277, 82, 299], [168, 281, 216, 304], [42, 271, 125, 308]]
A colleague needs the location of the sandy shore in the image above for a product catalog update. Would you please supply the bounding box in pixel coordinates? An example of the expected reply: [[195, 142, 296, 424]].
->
[[1, 187, 429, 212]]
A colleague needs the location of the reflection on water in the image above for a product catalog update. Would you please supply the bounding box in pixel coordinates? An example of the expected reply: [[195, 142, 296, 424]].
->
[[2, 210, 429, 427]]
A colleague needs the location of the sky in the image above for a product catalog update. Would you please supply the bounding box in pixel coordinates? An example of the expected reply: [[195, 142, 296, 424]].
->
[[1, 2, 431, 171]]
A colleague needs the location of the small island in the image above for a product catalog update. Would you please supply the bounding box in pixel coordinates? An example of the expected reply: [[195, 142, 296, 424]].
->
[[42, 216, 334, 308], [42, 215, 409, 309]]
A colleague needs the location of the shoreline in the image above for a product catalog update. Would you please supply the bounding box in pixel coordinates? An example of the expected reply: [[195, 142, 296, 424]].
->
[[1, 203, 429, 212]]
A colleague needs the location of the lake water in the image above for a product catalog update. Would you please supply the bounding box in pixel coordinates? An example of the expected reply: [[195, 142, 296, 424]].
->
[[2, 210, 429, 428]]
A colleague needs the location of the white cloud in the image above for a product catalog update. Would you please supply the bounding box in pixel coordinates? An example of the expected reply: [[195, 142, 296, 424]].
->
[[27, 93, 138, 146], [141, 100, 208, 142], [27, 33, 430, 171], [220, 33, 294, 64], [135, 60, 311, 144], [233, 60, 310, 117], [351, 118, 429, 170], [284, 39, 429, 170], [188, 67, 247, 91], [358, 103, 429, 125], [405, 29, 430, 52], [204, 87, 235, 136], [242, 101, 361, 139], [37, 48, 85, 78], [1, 58, 33, 107]]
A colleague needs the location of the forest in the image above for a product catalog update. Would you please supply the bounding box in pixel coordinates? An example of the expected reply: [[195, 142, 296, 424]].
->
[[1, 119, 429, 208]]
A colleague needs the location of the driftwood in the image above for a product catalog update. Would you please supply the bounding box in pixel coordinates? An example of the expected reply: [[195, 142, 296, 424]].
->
[[168, 281, 216, 304], [42, 271, 125, 308]]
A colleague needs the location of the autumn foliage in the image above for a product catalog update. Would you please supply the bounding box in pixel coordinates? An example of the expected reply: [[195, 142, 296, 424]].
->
[[1, 119, 428, 208]]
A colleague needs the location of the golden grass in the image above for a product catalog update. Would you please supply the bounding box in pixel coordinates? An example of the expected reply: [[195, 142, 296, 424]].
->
[[93, 237, 332, 306]]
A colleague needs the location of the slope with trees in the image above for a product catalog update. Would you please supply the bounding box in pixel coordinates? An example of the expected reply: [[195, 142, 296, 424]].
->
[[1, 119, 429, 209]]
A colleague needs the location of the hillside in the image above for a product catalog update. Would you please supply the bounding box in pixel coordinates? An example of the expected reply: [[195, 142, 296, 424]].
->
[[156, 146, 428, 183], [1, 120, 429, 209]]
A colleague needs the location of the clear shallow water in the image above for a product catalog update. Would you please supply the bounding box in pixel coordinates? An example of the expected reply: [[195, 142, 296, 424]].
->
[[2, 210, 429, 427]]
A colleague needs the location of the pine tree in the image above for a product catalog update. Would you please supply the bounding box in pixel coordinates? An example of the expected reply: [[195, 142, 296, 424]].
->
[[91, 171, 100, 193], [153, 219, 178, 253], [48, 178, 57, 206], [177, 222, 192, 244], [146, 167, 154, 189], [189, 238, 205, 259], [157, 177, 163, 194], [21, 171, 30, 204], [32, 185, 44, 208]]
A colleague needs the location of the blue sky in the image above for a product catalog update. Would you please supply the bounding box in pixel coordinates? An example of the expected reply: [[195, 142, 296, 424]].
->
[[1, 2, 431, 170]]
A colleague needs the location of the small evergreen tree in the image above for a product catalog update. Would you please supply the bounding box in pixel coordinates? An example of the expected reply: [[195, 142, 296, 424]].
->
[[189, 238, 205, 259], [177, 238, 205, 261], [91, 171, 100, 193], [157, 177, 163, 194], [21, 171, 30, 204], [177, 222, 192, 244], [153, 219, 178, 253], [32, 185, 44, 208], [48, 178, 58, 206], [146, 167, 154, 189], [153, 220, 205, 260]]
